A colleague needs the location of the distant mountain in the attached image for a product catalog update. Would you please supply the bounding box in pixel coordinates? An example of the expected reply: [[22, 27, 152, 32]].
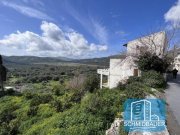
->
[[2, 54, 126, 67], [74, 55, 126, 67], [3, 56, 70, 65]]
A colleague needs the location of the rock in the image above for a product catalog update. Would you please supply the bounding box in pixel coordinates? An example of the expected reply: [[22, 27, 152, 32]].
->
[[106, 118, 123, 135]]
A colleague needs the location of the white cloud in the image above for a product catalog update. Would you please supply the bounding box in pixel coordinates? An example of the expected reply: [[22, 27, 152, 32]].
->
[[1, 1, 53, 21], [64, 1, 109, 44], [90, 18, 108, 44], [164, 0, 180, 25], [0, 21, 108, 58]]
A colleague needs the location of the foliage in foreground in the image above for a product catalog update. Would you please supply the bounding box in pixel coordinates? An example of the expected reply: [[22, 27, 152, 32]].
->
[[116, 70, 166, 99], [0, 87, 125, 135], [141, 70, 166, 88]]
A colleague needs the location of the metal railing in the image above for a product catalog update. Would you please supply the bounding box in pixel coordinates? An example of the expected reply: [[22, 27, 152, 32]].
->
[[97, 68, 109, 75]]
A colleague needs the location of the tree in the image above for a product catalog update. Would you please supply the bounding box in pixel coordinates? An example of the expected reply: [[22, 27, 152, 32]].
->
[[137, 25, 180, 59], [68, 74, 86, 90], [136, 52, 171, 73], [84, 75, 99, 93], [134, 26, 180, 72], [0, 55, 7, 91]]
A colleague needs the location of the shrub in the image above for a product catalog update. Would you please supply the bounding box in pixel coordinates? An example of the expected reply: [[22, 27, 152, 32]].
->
[[126, 76, 142, 84], [125, 82, 149, 98], [136, 52, 171, 73], [0, 121, 19, 135], [53, 76, 59, 81], [51, 99, 63, 112], [84, 94, 101, 114], [23, 91, 35, 99], [27, 106, 38, 116], [141, 70, 166, 88], [30, 94, 53, 107], [68, 74, 86, 90], [59, 79, 64, 84], [62, 102, 73, 111], [84, 75, 99, 93], [70, 89, 84, 103], [0, 105, 18, 124], [116, 82, 126, 90], [52, 84, 65, 96]]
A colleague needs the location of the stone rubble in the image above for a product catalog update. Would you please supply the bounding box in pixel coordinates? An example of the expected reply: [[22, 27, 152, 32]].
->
[[106, 118, 123, 135]]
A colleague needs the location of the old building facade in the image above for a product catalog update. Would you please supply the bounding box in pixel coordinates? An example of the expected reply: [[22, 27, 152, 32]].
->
[[97, 31, 167, 89]]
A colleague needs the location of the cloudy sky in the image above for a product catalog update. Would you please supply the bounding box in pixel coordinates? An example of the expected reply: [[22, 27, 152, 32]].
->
[[0, 0, 179, 58]]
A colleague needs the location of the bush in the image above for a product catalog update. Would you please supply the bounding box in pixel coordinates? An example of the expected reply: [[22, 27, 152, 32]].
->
[[0, 121, 19, 135], [68, 75, 86, 90], [52, 84, 65, 96], [84, 94, 101, 114], [30, 94, 53, 107], [141, 71, 166, 88], [136, 52, 171, 73], [51, 99, 63, 112], [27, 106, 38, 116], [70, 89, 84, 103], [116, 82, 126, 90], [0, 110, 16, 125], [125, 82, 149, 98], [84, 75, 99, 93], [24, 91, 35, 99], [126, 76, 142, 84]]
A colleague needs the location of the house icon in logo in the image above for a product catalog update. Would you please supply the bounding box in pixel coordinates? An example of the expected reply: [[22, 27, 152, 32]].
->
[[131, 99, 159, 121]]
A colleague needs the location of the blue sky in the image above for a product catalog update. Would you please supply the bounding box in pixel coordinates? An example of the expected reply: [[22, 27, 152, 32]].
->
[[0, 0, 179, 58]]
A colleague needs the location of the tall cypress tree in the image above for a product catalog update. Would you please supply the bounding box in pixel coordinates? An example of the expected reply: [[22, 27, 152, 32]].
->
[[0, 55, 7, 91]]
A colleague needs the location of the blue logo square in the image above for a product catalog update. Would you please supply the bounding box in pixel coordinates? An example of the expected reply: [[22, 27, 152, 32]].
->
[[123, 99, 166, 132]]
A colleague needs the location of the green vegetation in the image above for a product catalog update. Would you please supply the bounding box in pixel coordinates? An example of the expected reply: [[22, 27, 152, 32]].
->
[[0, 87, 125, 135], [6, 64, 99, 84], [136, 52, 171, 73], [141, 70, 166, 88], [0, 53, 169, 135]]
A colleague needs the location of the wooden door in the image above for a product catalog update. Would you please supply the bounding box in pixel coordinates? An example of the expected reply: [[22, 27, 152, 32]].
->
[[133, 69, 139, 76]]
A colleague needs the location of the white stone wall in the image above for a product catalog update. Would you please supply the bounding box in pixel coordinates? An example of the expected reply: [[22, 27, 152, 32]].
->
[[127, 31, 167, 57], [109, 56, 138, 89]]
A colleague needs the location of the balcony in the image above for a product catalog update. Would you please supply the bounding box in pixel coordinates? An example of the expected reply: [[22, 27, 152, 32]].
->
[[97, 69, 109, 88], [97, 68, 109, 76]]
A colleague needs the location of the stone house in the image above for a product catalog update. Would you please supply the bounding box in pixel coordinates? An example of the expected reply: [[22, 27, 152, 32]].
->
[[97, 31, 167, 89]]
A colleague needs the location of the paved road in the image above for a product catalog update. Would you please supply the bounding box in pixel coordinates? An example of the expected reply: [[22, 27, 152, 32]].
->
[[165, 73, 180, 126]]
